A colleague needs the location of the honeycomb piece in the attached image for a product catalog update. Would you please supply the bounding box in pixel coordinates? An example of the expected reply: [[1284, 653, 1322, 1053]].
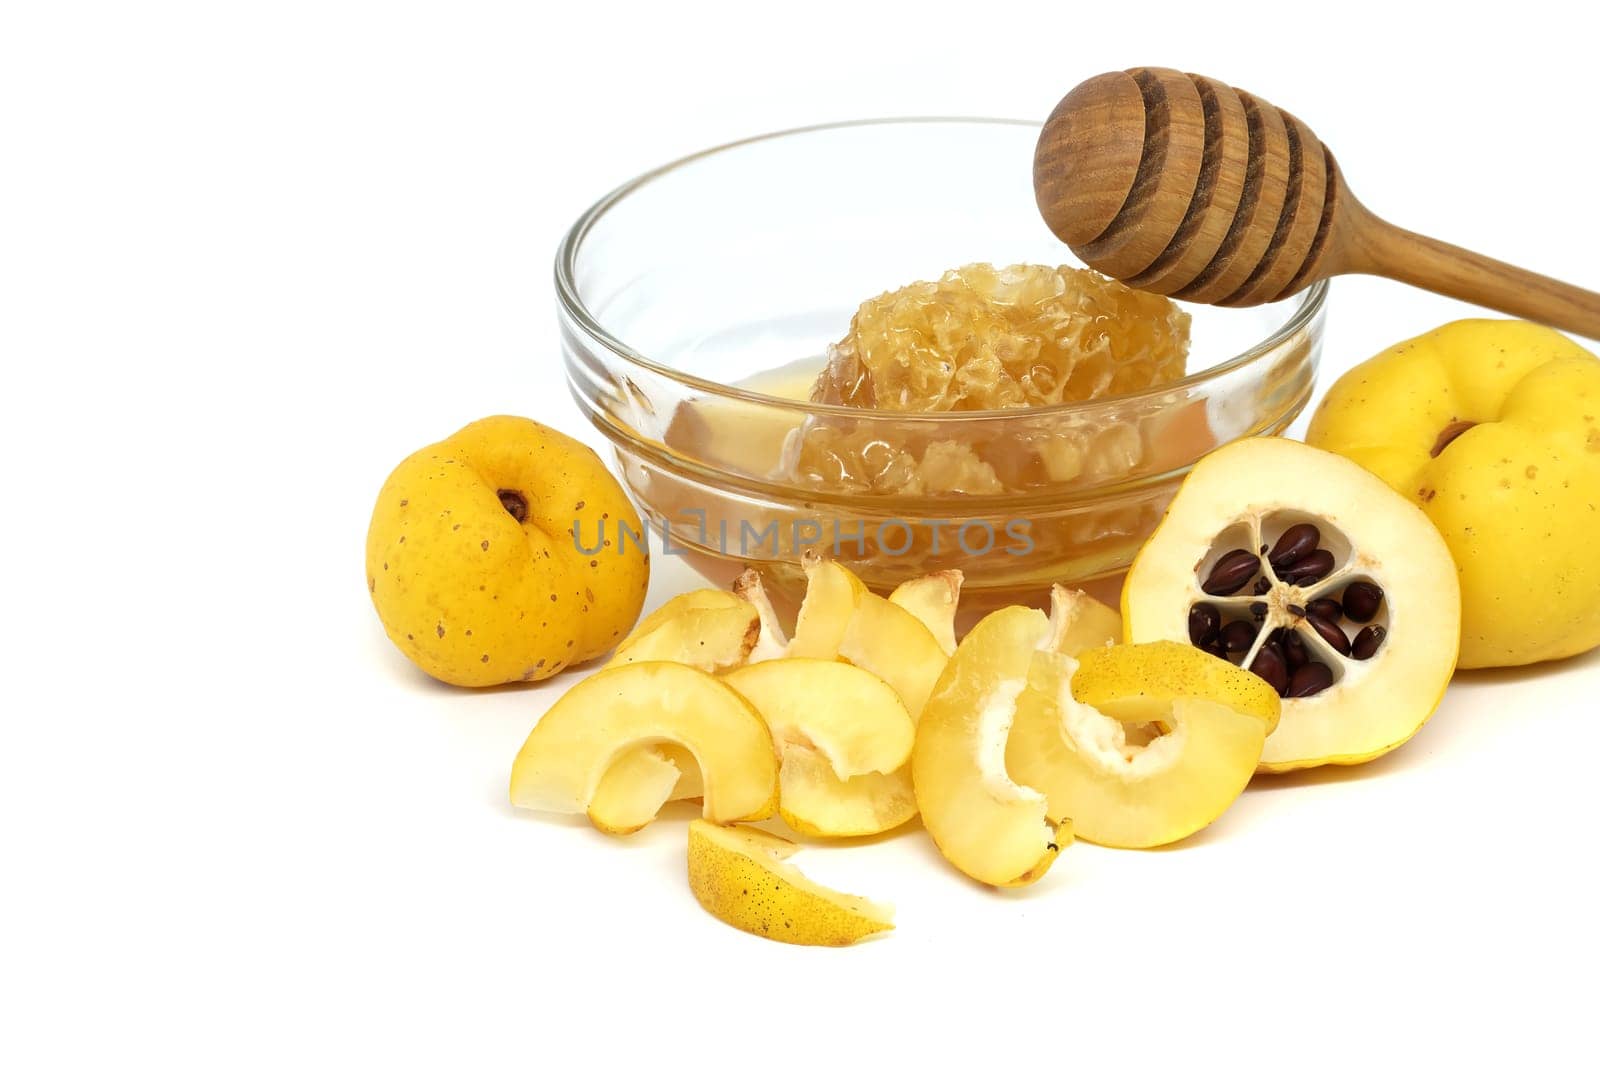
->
[[810, 263, 1190, 413], [788, 263, 1190, 502]]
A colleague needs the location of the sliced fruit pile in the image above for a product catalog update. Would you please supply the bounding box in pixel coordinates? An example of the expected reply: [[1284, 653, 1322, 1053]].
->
[[510, 555, 1292, 944]]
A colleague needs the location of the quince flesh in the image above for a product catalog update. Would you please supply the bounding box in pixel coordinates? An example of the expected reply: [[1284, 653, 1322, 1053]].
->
[[791, 556, 950, 720], [602, 589, 758, 672], [1008, 641, 1280, 848], [1306, 319, 1600, 668], [912, 604, 1072, 887], [888, 571, 964, 654], [687, 820, 893, 947], [587, 744, 704, 834], [732, 569, 790, 664], [509, 661, 777, 833], [722, 659, 917, 837]]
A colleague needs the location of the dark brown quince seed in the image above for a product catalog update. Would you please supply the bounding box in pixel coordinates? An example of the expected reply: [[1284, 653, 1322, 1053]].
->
[[1249, 642, 1290, 695], [1220, 619, 1258, 655], [1351, 624, 1387, 660], [1304, 613, 1352, 657], [1267, 523, 1320, 568], [1277, 548, 1336, 587], [1201, 549, 1261, 596], [1286, 662, 1334, 698], [1281, 628, 1310, 670], [1252, 576, 1272, 595], [1188, 602, 1221, 646], [1307, 597, 1343, 622], [1342, 581, 1385, 623]]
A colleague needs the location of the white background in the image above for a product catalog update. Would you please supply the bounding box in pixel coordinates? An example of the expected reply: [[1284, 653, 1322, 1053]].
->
[[5, 2, 1598, 1061]]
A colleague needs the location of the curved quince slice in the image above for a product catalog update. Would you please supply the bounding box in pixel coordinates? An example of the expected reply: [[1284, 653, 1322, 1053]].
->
[[732, 569, 790, 664], [603, 589, 758, 672], [722, 659, 917, 837], [687, 820, 894, 947], [912, 605, 1072, 887], [586, 743, 704, 835], [889, 570, 964, 655], [791, 556, 950, 720], [772, 748, 917, 838], [787, 554, 861, 658], [1007, 641, 1280, 849], [509, 661, 777, 831], [1044, 585, 1123, 656]]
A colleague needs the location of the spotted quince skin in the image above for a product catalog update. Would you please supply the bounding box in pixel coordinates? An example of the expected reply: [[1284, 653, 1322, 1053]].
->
[[1306, 319, 1600, 668]]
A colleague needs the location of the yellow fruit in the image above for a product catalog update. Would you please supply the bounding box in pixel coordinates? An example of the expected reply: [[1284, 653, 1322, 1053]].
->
[[603, 589, 758, 672], [1044, 585, 1122, 656], [787, 554, 861, 659], [686, 820, 894, 947], [722, 659, 916, 837], [586, 744, 703, 834], [1122, 437, 1460, 772], [366, 415, 649, 686], [912, 604, 1071, 887], [1306, 319, 1600, 667], [791, 556, 950, 720], [509, 662, 777, 833], [1007, 641, 1279, 848], [770, 748, 917, 838], [731, 569, 790, 663], [888, 570, 964, 655]]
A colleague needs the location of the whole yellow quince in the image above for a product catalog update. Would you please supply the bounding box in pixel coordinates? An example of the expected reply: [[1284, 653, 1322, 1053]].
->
[[366, 415, 649, 686], [1307, 319, 1600, 668]]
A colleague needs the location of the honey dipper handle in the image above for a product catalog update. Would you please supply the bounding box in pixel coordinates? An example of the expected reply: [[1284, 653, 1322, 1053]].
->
[[1339, 206, 1600, 339]]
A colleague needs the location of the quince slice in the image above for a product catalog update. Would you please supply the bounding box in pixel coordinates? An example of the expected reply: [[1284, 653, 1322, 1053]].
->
[[1007, 641, 1280, 849], [509, 661, 777, 832], [888, 570, 964, 655], [912, 604, 1072, 887], [1045, 585, 1123, 656], [687, 820, 894, 946], [586, 743, 704, 834], [602, 589, 758, 672], [791, 556, 950, 720], [722, 659, 917, 837], [732, 569, 789, 664]]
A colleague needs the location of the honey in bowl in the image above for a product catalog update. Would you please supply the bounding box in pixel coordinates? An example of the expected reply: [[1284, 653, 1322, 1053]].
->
[[657, 264, 1215, 607], [562, 120, 1321, 615]]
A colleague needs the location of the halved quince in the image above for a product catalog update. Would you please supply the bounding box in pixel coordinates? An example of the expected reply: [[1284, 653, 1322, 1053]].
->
[[1007, 641, 1280, 848], [1122, 437, 1460, 772], [687, 820, 894, 946], [722, 658, 917, 837], [509, 661, 777, 832], [912, 604, 1072, 887], [888, 570, 964, 655], [603, 588, 758, 672], [791, 555, 950, 720]]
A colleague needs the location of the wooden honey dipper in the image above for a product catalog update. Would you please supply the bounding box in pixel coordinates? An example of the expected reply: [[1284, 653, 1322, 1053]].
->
[[1033, 68, 1600, 338]]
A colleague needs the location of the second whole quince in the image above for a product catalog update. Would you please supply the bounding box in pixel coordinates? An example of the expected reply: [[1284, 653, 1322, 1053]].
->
[[1307, 319, 1600, 668]]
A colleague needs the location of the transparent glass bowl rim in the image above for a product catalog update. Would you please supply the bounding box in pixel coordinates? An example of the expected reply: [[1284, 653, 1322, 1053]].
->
[[554, 115, 1328, 427]]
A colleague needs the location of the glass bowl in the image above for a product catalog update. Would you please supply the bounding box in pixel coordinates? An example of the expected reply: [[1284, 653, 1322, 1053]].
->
[[557, 118, 1324, 613]]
